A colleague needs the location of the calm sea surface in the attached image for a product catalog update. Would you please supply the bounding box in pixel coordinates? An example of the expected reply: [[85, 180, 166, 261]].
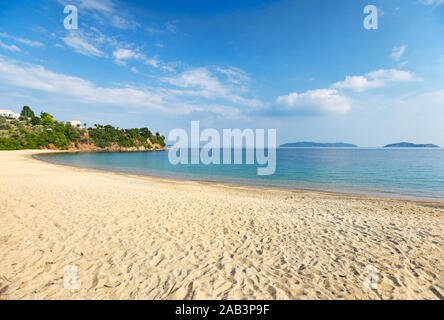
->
[[37, 148, 444, 200]]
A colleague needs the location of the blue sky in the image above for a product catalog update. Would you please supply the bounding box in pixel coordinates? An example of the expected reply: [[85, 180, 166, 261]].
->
[[0, 0, 443, 146]]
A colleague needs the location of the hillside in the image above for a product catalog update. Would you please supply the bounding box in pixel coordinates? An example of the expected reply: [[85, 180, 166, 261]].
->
[[280, 142, 358, 148], [384, 142, 439, 148], [0, 106, 166, 151]]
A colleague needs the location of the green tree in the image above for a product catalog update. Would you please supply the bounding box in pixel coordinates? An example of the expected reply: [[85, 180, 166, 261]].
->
[[40, 112, 54, 127], [30, 116, 42, 125], [41, 126, 69, 149], [0, 137, 22, 150], [0, 108, 166, 151], [20, 106, 35, 120], [0, 117, 11, 130], [65, 123, 81, 142]]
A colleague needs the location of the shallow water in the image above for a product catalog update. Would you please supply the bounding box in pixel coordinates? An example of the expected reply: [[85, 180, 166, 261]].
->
[[37, 148, 444, 200]]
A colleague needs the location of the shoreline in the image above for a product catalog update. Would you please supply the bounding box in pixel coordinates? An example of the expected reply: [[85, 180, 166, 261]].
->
[[33, 149, 444, 205], [1, 150, 443, 300]]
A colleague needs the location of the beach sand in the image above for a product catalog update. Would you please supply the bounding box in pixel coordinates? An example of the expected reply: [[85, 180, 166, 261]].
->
[[0, 150, 442, 300]]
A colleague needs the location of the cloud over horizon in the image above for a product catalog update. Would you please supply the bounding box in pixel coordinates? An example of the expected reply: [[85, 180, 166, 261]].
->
[[332, 69, 418, 92], [274, 89, 351, 116]]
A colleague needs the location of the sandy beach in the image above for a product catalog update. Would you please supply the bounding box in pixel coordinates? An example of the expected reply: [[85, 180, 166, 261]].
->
[[0, 150, 442, 300]]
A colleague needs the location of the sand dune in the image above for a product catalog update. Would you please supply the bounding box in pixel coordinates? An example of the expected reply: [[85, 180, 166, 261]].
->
[[0, 150, 442, 300]]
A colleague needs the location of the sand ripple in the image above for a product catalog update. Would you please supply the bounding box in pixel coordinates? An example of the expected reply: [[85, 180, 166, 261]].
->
[[0, 150, 443, 300]]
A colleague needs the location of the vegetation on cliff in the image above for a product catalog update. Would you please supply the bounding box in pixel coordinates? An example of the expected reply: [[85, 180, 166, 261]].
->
[[0, 106, 166, 151]]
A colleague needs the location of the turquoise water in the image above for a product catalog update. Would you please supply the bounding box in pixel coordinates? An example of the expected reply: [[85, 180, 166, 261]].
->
[[37, 148, 444, 200]]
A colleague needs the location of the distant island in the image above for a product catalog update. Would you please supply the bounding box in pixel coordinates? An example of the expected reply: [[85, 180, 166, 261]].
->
[[0, 106, 166, 151], [280, 142, 358, 148], [384, 142, 440, 148]]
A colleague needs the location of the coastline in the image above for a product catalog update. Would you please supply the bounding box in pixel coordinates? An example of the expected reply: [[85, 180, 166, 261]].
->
[[34, 149, 444, 204], [0, 150, 443, 299]]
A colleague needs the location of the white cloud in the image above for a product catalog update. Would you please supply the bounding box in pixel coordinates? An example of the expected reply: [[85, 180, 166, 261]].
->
[[165, 22, 177, 34], [0, 57, 248, 118], [275, 89, 351, 115], [59, 28, 160, 70], [332, 75, 381, 92], [162, 68, 222, 92], [420, 0, 444, 7], [61, 31, 103, 57], [111, 16, 140, 30], [161, 61, 180, 72], [399, 61, 409, 67], [113, 48, 138, 60], [112, 48, 159, 67], [0, 40, 21, 52], [0, 32, 44, 48], [332, 69, 418, 92], [13, 38, 44, 48], [0, 56, 188, 114], [112, 59, 127, 66], [161, 67, 261, 108], [391, 45, 406, 61], [272, 68, 424, 117], [216, 67, 250, 86], [367, 69, 417, 82], [76, 0, 114, 13]]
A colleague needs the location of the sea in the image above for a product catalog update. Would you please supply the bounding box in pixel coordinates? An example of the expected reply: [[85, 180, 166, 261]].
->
[[36, 148, 444, 201]]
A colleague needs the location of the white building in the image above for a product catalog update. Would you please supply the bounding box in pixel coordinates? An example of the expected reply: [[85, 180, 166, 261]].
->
[[68, 120, 82, 128], [0, 109, 20, 119]]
